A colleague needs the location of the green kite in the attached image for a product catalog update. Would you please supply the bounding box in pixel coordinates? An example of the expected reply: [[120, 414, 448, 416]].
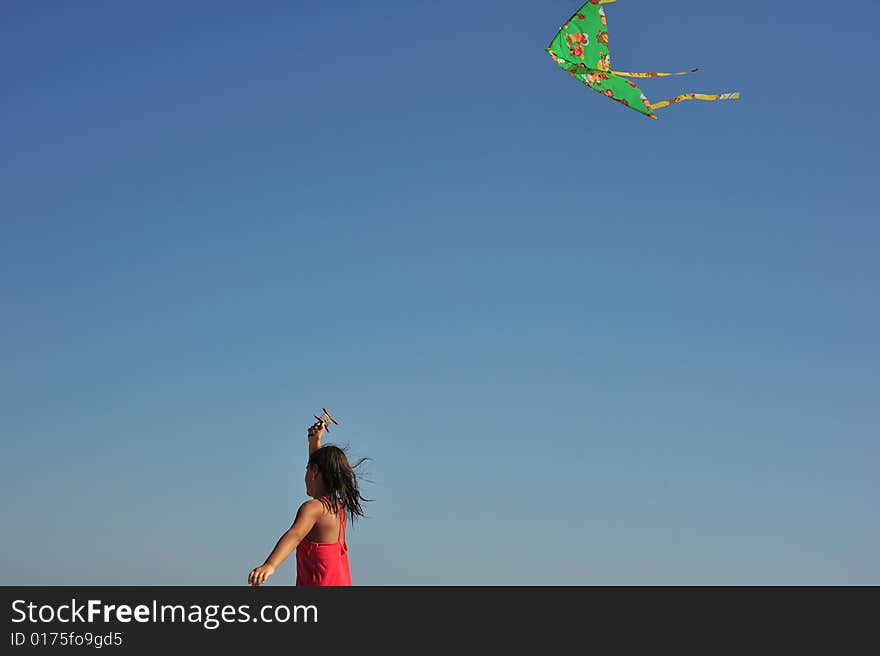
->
[[546, 0, 740, 119]]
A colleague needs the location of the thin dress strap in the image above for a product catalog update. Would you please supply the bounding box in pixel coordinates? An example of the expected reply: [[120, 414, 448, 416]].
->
[[336, 506, 346, 544]]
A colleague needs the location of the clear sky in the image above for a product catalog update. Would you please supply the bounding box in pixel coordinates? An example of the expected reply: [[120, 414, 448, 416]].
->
[[2, 0, 877, 585]]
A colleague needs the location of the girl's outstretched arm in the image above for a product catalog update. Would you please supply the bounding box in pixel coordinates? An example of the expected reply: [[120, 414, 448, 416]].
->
[[248, 500, 323, 586]]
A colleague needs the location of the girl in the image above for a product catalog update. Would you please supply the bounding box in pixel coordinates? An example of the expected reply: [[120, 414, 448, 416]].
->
[[248, 420, 369, 586]]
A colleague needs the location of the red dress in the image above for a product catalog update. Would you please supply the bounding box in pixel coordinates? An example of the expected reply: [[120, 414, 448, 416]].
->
[[295, 506, 351, 586]]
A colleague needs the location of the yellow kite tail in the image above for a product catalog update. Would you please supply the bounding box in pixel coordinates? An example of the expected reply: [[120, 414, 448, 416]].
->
[[649, 91, 740, 110], [611, 68, 700, 78], [599, 0, 617, 4]]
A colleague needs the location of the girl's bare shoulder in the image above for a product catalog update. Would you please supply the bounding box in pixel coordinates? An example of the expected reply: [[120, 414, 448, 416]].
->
[[297, 498, 325, 517]]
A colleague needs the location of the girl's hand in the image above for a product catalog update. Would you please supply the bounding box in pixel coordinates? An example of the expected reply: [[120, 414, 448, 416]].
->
[[248, 563, 275, 587], [307, 421, 326, 447]]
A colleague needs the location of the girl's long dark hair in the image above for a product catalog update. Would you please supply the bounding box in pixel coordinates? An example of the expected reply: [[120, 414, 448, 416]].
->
[[308, 445, 370, 522]]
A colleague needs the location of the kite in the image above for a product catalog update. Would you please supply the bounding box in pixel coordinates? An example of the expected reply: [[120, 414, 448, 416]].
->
[[546, 0, 740, 119]]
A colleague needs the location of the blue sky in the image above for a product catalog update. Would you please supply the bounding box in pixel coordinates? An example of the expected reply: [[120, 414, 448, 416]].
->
[[1, 0, 877, 585]]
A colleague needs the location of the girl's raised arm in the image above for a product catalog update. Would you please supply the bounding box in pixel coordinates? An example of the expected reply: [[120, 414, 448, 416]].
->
[[307, 421, 326, 456]]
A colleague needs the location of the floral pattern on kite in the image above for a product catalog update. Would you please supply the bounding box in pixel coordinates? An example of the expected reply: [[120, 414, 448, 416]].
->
[[545, 0, 740, 119]]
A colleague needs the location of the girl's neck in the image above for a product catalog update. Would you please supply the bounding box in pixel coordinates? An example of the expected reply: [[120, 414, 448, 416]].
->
[[310, 485, 330, 499]]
